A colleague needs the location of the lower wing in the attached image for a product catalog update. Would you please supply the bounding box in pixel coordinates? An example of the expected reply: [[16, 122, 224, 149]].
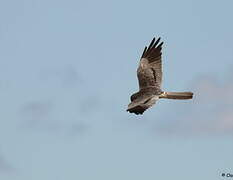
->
[[127, 95, 158, 115]]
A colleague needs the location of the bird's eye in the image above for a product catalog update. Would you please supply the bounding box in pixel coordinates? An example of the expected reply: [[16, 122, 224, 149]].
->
[[130, 96, 134, 101]]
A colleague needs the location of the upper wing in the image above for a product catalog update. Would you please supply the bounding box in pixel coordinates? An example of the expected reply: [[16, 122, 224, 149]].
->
[[137, 37, 163, 91]]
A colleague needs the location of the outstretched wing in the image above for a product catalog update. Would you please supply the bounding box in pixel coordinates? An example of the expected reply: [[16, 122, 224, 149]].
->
[[137, 37, 163, 92]]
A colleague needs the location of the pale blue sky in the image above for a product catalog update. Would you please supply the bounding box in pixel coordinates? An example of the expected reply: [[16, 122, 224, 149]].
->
[[0, 0, 233, 179]]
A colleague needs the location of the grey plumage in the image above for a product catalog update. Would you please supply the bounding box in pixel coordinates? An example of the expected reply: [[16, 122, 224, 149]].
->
[[127, 37, 193, 115]]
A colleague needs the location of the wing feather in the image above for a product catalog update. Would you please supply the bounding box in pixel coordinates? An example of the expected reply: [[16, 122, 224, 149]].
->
[[137, 37, 163, 91]]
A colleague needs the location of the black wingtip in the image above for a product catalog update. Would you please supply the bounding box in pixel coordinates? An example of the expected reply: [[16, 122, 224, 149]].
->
[[141, 37, 163, 60], [148, 37, 161, 49], [141, 46, 147, 58], [158, 41, 163, 48], [148, 38, 156, 50], [151, 38, 161, 49]]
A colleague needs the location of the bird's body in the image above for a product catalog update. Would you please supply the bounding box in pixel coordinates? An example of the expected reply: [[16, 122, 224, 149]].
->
[[127, 37, 193, 115]]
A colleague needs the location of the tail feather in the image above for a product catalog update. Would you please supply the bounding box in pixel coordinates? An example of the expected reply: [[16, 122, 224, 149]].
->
[[159, 92, 193, 99]]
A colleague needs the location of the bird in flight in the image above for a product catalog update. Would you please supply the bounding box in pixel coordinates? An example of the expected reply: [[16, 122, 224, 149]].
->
[[127, 37, 193, 115]]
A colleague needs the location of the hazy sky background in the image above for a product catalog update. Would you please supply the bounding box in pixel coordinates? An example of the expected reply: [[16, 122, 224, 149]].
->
[[0, 0, 233, 179]]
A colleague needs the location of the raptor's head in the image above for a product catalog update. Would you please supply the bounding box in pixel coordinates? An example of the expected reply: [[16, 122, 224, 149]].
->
[[130, 92, 140, 102]]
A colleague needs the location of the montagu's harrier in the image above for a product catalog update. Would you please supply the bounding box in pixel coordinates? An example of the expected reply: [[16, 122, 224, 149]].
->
[[127, 37, 193, 115]]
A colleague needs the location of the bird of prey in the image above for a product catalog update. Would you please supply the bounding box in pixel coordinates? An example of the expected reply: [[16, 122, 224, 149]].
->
[[127, 37, 193, 115]]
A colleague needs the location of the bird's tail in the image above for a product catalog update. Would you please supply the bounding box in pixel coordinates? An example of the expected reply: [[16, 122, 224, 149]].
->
[[159, 92, 193, 100]]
